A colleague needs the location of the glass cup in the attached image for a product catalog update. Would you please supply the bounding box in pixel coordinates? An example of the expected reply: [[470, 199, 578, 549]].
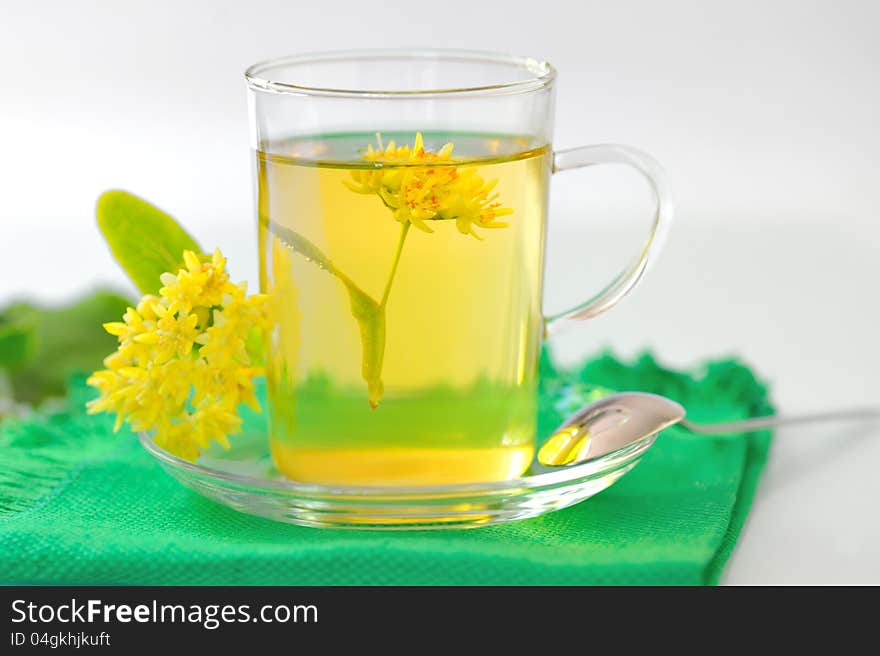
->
[[246, 50, 672, 487]]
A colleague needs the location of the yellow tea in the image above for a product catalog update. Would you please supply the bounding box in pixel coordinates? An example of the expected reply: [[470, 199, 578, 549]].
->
[[258, 132, 551, 485]]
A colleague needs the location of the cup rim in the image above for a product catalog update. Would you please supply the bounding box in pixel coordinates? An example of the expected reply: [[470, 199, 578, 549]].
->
[[244, 48, 556, 98]]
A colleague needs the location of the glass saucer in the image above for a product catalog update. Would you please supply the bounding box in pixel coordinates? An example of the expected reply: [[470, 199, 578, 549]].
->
[[140, 429, 656, 530]]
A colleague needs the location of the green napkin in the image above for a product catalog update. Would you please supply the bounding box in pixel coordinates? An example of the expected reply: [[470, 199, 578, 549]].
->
[[0, 352, 772, 586]]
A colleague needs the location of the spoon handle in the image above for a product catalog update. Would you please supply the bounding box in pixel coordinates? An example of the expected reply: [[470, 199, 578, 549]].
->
[[680, 408, 880, 435]]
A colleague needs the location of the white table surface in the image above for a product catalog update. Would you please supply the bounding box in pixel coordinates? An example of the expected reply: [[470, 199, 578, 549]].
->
[[544, 215, 880, 584]]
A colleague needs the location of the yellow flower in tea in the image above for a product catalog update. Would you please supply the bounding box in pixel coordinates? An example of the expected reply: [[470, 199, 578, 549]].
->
[[87, 249, 270, 461], [344, 132, 512, 237]]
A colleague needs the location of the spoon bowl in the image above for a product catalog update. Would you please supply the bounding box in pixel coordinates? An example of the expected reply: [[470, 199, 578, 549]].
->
[[538, 392, 685, 467]]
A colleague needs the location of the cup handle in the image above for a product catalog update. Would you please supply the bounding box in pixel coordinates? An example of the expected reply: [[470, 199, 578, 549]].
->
[[544, 144, 673, 337]]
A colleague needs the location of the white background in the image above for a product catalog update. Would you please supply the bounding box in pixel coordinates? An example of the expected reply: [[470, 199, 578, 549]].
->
[[1, 0, 878, 583]]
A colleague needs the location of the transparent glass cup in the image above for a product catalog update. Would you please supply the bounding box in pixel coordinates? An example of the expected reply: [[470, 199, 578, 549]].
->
[[246, 50, 672, 487]]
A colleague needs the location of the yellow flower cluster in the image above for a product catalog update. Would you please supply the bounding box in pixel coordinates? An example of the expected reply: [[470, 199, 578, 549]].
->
[[343, 132, 512, 237], [87, 249, 270, 461]]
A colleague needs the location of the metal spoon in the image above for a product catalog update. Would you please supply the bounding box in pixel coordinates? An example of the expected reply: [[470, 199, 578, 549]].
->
[[537, 392, 880, 468]]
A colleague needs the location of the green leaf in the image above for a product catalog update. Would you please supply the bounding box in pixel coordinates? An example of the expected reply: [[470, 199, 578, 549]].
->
[[267, 221, 387, 408], [0, 315, 35, 369], [0, 291, 132, 404], [96, 190, 201, 294], [346, 285, 385, 409], [274, 227, 337, 274]]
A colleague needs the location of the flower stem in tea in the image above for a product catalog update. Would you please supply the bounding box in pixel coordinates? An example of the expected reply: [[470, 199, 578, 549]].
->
[[379, 222, 411, 309]]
